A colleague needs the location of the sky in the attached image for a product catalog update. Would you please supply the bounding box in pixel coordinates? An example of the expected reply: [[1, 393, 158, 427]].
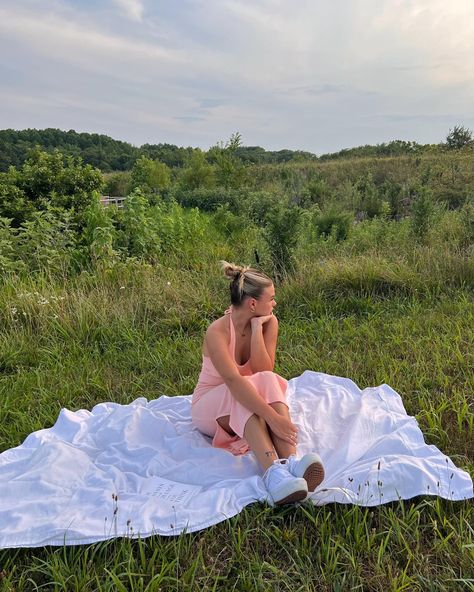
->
[[1, 0, 474, 155]]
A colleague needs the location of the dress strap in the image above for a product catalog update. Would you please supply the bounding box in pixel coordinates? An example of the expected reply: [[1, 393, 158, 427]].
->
[[227, 305, 236, 362]]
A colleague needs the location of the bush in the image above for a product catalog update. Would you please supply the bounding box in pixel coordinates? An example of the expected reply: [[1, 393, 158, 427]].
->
[[16, 206, 77, 274], [116, 189, 161, 259], [242, 191, 285, 225], [212, 203, 248, 237], [355, 172, 384, 219], [172, 187, 243, 213], [411, 186, 435, 242], [262, 204, 302, 283], [313, 208, 353, 242], [129, 156, 171, 195], [179, 150, 215, 190], [103, 171, 131, 197], [0, 217, 25, 275]]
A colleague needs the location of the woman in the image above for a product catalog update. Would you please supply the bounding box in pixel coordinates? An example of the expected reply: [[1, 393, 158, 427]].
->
[[191, 261, 325, 505]]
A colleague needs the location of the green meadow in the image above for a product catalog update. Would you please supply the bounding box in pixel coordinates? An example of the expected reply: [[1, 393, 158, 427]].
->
[[0, 142, 473, 590]]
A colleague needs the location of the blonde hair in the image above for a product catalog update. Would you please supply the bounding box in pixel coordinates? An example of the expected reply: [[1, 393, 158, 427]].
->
[[219, 260, 273, 306]]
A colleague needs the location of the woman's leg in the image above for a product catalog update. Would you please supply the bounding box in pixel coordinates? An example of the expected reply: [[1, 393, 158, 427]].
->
[[243, 414, 279, 471], [267, 402, 297, 459]]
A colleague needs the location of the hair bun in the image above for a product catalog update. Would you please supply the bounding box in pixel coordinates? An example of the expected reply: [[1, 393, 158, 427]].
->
[[219, 260, 247, 281]]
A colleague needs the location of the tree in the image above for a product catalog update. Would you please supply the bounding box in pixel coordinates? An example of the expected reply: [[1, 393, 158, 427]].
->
[[129, 156, 171, 194], [445, 125, 473, 150], [179, 150, 215, 190], [207, 132, 247, 189]]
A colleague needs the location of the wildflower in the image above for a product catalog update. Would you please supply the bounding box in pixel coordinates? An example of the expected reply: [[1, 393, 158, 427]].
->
[[167, 282, 171, 286]]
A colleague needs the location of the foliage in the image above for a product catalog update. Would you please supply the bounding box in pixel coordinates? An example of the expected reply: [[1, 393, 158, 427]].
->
[[116, 189, 161, 259], [0, 217, 24, 274], [239, 190, 285, 226], [355, 172, 385, 219], [103, 171, 131, 197], [212, 203, 248, 237], [15, 206, 77, 274], [172, 187, 243, 213], [319, 139, 427, 161], [0, 128, 137, 172], [445, 124, 474, 150], [0, 128, 318, 172], [179, 150, 215, 190], [129, 155, 171, 196], [79, 192, 119, 269], [207, 132, 247, 189], [262, 204, 302, 283], [0, 148, 103, 229], [313, 207, 353, 242], [411, 185, 435, 242]]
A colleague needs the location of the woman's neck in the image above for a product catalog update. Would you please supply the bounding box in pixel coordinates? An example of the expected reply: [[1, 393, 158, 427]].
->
[[230, 305, 252, 336]]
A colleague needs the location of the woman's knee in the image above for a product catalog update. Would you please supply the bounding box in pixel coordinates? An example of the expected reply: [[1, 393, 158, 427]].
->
[[243, 413, 266, 436], [269, 401, 289, 416]]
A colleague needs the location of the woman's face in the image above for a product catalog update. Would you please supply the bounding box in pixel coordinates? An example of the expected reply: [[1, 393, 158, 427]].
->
[[254, 285, 276, 316]]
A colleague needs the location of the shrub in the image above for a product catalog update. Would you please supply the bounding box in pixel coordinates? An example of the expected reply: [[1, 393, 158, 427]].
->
[[172, 187, 243, 213], [314, 208, 353, 242], [117, 189, 161, 259], [262, 204, 302, 283], [129, 156, 171, 194], [212, 203, 247, 237], [179, 150, 215, 190], [16, 206, 77, 274], [0, 217, 25, 275], [411, 185, 435, 242]]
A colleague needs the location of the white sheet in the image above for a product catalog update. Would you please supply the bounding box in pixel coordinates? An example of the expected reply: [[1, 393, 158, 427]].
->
[[0, 371, 472, 549]]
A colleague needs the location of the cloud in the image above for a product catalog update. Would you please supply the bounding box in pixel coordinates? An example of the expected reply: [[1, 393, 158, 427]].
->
[[1, 0, 474, 153], [113, 0, 144, 21]]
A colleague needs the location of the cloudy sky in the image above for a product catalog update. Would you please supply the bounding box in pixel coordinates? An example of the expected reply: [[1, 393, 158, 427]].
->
[[1, 0, 473, 154]]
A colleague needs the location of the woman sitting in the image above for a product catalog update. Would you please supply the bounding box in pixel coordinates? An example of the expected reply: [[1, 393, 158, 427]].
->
[[191, 261, 325, 505]]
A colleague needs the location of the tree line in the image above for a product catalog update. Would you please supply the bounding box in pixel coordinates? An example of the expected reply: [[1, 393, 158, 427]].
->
[[0, 128, 317, 173]]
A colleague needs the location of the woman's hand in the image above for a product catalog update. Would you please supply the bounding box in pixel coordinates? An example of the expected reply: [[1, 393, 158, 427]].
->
[[266, 411, 298, 445], [250, 312, 276, 330]]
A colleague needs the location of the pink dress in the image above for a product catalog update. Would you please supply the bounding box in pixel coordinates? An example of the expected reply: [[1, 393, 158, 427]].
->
[[191, 305, 289, 455]]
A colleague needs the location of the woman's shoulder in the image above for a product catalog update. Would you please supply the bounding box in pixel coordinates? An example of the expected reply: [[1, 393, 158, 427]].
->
[[207, 311, 230, 336], [203, 310, 230, 354]]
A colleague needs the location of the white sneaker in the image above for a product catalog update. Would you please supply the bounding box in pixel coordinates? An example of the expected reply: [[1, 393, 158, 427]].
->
[[284, 453, 325, 492], [263, 459, 308, 506]]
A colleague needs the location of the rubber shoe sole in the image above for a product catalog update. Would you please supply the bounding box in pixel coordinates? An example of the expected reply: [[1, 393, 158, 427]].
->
[[303, 461, 325, 492], [274, 487, 308, 506]]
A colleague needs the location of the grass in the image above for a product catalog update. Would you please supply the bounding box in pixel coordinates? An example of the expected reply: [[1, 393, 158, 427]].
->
[[0, 216, 473, 591]]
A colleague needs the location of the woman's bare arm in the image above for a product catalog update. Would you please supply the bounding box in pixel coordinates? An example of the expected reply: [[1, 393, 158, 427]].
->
[[249, 316, 278, 372]]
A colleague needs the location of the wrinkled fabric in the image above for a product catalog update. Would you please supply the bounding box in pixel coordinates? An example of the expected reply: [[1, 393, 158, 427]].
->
[[0, 371, 472, 549]]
